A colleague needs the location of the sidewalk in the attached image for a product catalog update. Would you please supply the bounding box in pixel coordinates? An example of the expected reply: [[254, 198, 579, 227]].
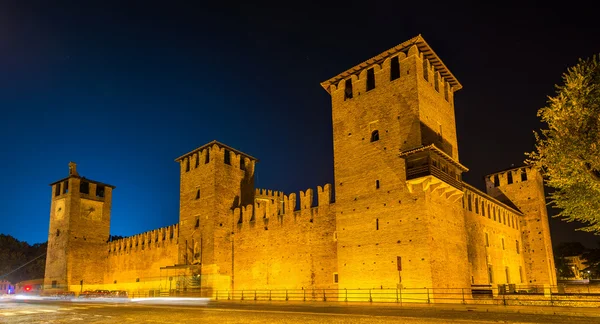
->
[[210, 298, 600, 318]]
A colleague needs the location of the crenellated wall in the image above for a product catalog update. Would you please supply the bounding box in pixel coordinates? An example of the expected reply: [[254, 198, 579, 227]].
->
[[230, 184, 337, 290], [484, 167, 557, 286], [463, 185, 526, 288], [103, 224, 179, 285]]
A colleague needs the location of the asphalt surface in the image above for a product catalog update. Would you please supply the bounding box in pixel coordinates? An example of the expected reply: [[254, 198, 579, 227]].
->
[[1, 297, 599, 323]]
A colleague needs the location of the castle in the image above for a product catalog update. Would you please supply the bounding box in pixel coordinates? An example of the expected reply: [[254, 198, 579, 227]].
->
[[43, 35, 557, 299]]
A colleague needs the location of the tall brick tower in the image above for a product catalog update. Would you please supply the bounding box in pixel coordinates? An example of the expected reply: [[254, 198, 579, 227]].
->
[[485, 166, 557, 286], [175, 141, 256, 293], [321, 35, 471, 295], [44, 162, 114, 292]]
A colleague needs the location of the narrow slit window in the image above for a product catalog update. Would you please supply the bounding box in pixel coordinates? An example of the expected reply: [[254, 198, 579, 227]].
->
[[55, 183, 61, 197], [224, 149, 231, 165], [344, 79, 353, 100], [195, 217, 200, 228], [370, 130, 379, 142], [485, 233, 489, 247], [390, 56, 400, 81], [375, 180, 380, 189], [493, 175, 500, 187], [507, 172, 513, 184], [63, 181, 69, 194], [376, 218, 379, 230], [366, 68, 375, 91], [516, 240, 520, 254], [240, 157, 246, 171], [195, 190, 200, 200], [205, 151, 210, 164], [521, 170, 527, 181], [502, 238, 505, 250], [423, 59, 429, 81]]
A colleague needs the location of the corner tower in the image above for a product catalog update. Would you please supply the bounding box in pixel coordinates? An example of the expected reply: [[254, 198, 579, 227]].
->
[[44, 162, 114, 292], [485, 166, 557, 286], [175, 141, 257, 292], [321, 35, 470, 295]]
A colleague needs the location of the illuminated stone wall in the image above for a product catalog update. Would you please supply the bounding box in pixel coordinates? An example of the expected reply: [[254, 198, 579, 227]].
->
[[485, 167, 557, 286], [231, 185, 337, 291], [464, 185, 527, 287]]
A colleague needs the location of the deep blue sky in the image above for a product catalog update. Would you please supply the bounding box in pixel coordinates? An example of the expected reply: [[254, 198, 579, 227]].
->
[[1, 1, 599, 247]]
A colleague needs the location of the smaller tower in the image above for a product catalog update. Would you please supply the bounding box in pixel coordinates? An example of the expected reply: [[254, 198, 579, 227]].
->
[[485, 166, 557, 286], [44, 162, 115, 292]]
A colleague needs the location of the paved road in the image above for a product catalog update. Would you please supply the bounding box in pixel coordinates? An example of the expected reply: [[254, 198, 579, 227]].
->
[[1, 298, 599, 323]]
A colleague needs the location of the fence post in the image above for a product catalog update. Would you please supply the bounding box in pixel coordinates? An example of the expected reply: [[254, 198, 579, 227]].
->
[[345, 288, 348, 302], [216, 290, 219, 300], [228, 290, 230, 300], [462, 288, 465, 304], [241, 290, 244, 301], [396, 288, 399, 303], [427, 288, 430, 304], [254, 290, 257, 301], [323, 289, 326, 301], [399, 288, 402, 306], [285, 289, 288, 301], [303, 289, 306, 301], [269, 290, 272, 301], [369, 289, 372, 303]]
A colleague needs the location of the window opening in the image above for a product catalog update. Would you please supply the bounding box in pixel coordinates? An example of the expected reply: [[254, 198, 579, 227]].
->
[[507, 171, 513, 184], [195, 153, 199, 168], [55, 183, 61, 197], [63, 181, 69, 194], [485, 232, 489, 247], [370, 130, 379, 142], [205, 151, 210, 164], [224, 149, 231, 165], [390, 56, 400, 81], [344, 79, 353, 100], [502, 238, 505, 250], [487, 265, 493, 283], [434, 71, 439, 92], [240, 157, 246, 171], [333, 273, 339, 284], [186, 158, 190, 172], [521, 170, 527, 181], [376, 180, 380, 189], [195, 217, 200, 228], [444, 81, 449, 101], [493, 175, 500, 187], [96, 185, 105, 198], [80, 181, 89, 195], [195, 190, 200, 200], [505, 267, 510, 283], [376, 218, 379, 230], [423, 59, 429, 81], [366, 68, 375, 91], [516, 240, 520, 254]]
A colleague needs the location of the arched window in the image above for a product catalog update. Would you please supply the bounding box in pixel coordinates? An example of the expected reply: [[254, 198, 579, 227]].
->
[[370, 130, 379, 142]]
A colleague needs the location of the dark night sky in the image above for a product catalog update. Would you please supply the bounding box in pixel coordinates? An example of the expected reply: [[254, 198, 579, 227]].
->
[[1, 1, 599, 247]]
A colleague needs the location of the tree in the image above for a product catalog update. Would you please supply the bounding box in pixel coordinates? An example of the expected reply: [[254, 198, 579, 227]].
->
[[582, 242, 600, 279], [0, 234, 47, 284], [554, 242, 587, 257], [527, 55, 600, 233]]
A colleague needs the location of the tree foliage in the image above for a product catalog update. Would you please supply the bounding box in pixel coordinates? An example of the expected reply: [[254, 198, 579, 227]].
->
[[527, 55, 600, 233], [0, 234, 47, 284]]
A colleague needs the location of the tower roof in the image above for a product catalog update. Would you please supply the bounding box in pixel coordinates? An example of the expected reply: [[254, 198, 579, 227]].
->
[[174, 140, 259, 162], [320, 35, 462, 93]]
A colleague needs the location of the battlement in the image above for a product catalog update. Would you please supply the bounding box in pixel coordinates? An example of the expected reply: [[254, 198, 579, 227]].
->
[[107, 224, 179, 256], [485, 166, 538, 190], [175, 141, 258, 174], [320, 35, 462, 95], [463, 184, 522, 231], [233, 184, 333, 226], [255, 188, 284, 198]]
